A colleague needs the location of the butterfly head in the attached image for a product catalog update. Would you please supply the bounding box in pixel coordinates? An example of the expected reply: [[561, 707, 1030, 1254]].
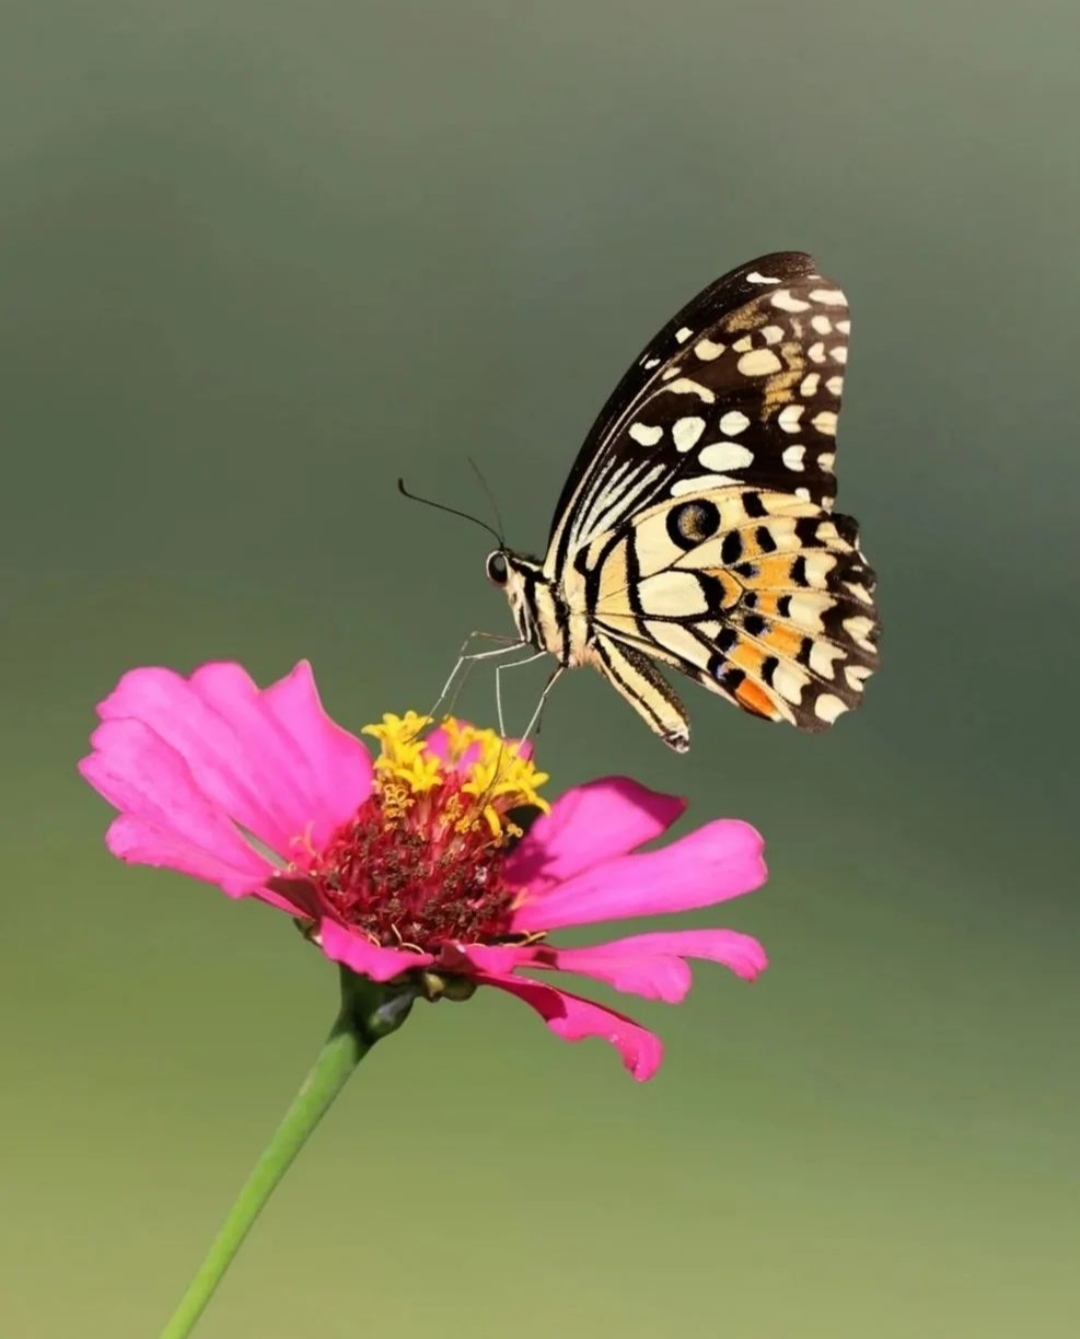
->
[[486, 548, 547, 649]]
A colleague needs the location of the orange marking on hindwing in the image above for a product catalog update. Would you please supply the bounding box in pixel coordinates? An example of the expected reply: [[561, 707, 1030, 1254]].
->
[[727, 639, 767, 677], [756, 623, 805, 660], [737, 555, 800, 590], [735, 678, 780, 719]]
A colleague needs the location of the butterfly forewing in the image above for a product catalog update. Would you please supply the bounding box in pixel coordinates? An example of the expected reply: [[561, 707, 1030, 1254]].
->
[[546, 252, 850, 574]]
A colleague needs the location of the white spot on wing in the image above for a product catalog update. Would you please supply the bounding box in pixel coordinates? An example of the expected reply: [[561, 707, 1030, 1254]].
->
[[811, 314, 832, 334], [794, 486, 811, 500], [809, 289, 846, 306], [694, 338, 724, 361], [830, 346, 848, 364], [629, 422, 663, 447], [826, 375, 844, 396], [813, 692, 848, 722], [808, 342, 826, 364], [748, 271, 781, 284], [675, 326, 693, 343], [643, 357, 661, 370], [773, 663, 809, 705], [662, 377, 717, 403], [788, 593, 828, 632], [799, 373, 821, 397], [782, 444, 806, 472], [809, 643, 846, 679], [835, 319, 851, 334], [737, 348, 783, 377], [812, 411, 838, 436], [843, 615, 877, 651], [762, 324, 785, 345], [778, 405, 804, 433], [671, 473, 739, 495], [672, 416, 706, 452], [804, 552, 838, 583], [818, 452, 836, 471], [719, 410, 750, 436], [699, 441, 754, 472], [771, 290, 810, 313]]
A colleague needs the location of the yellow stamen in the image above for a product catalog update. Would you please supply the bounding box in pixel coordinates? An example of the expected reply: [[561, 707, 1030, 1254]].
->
[[361, 710, 550, 837]]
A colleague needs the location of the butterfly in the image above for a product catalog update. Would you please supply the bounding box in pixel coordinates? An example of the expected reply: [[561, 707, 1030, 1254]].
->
[[469, 251, 881, 752]]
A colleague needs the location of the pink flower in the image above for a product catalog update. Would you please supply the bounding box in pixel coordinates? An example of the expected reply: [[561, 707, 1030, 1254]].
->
[[79, 661, 768, 1081]]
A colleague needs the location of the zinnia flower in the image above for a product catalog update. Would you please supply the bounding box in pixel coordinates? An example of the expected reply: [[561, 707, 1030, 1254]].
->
[[79, 660, 768, 1080]]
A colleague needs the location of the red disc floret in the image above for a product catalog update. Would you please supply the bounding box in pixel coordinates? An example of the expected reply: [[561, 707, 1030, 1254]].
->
[[303, 784, 519, 952]]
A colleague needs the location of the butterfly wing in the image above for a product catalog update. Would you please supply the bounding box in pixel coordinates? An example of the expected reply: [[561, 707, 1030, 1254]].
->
[[545, 251, 880, 738], [585, 487, 879, 732], [547, 251, 849, 567]]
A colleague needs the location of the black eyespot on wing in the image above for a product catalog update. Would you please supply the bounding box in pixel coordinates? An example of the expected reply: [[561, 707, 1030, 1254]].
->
[[666, 499, 721, 550]]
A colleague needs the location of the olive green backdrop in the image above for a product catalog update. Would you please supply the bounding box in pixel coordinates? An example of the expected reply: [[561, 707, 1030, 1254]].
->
[[3, 2, 1077, 1336]]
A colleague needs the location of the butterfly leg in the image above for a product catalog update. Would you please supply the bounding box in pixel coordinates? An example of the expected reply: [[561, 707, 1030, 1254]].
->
[[426, 632, 527, 727], [518, 666, 565, 748], [493, 648, 550, 736]]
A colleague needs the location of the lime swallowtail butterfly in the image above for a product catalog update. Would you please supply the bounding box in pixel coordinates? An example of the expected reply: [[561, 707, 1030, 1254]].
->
[[437, 252, 880, 752]]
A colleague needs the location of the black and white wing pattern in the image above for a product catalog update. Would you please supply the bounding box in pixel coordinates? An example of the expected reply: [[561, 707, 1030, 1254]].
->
[[544, 251, 880, 739]]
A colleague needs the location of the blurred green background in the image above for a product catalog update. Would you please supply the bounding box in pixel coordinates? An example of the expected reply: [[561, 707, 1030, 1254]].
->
[[2, 1, 1078, 1335]]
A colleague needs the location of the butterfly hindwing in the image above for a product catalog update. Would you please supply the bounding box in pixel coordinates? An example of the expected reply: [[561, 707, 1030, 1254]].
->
[[586, 486, 880, 732]]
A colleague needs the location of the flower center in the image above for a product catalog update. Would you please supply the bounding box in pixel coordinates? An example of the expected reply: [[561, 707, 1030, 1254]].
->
[[297, 713, 548, 954]]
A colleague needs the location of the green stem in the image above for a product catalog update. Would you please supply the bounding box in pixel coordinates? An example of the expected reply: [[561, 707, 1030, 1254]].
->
[[159, 967, 417, 1339]]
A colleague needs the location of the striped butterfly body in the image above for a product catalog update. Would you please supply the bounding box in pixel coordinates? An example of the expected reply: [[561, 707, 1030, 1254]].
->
[[485, 251, 881, 752]]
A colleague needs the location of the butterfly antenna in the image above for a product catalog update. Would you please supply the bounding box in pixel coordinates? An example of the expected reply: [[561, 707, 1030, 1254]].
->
[[466, 457, 507, 548], [397, 479, 504, 547]]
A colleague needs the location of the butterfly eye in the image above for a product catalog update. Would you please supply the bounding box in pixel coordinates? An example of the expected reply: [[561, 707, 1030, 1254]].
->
[[486, 551, 509, 586]]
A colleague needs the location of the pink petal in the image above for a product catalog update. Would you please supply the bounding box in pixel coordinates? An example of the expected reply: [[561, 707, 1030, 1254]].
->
[[462, 929, 766, 1002], [454, 943, 530, 976], [504, 777, 686, 893], [477, 973, 664, 1081], [188, 662, 371, 850], [79, 719, 276, 897], [94, 662, 372, 858], [317, 920, 433, 982], [549, 930, 766, 1000], [92, 664, 303, 856], [260, 661, 374, 847], [512, 819, 766, 932]]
